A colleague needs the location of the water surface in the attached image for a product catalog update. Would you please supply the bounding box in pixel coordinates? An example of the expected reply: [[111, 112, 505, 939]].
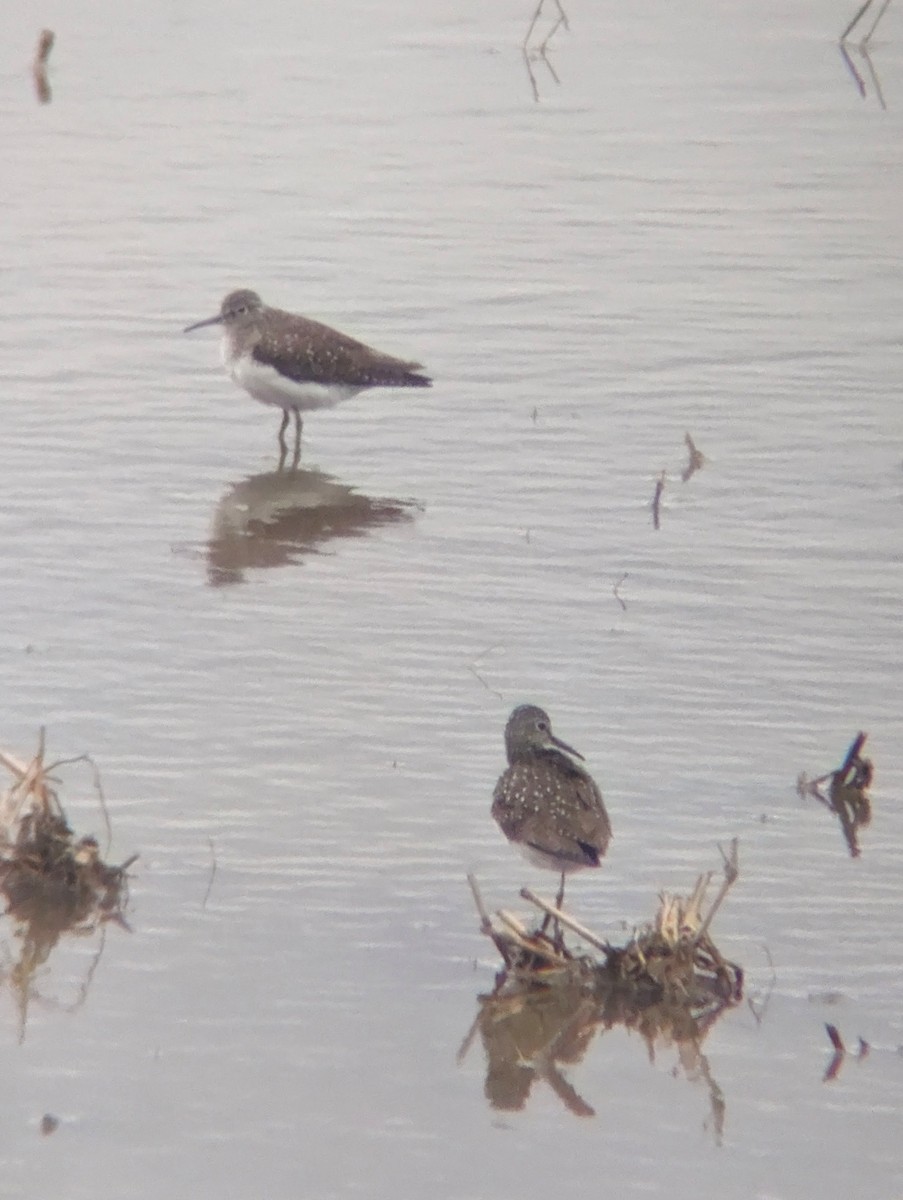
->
[[2, 1, 902, 1197]]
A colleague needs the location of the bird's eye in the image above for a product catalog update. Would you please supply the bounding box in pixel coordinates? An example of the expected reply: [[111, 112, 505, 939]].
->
[[537, 720, 548, 732]]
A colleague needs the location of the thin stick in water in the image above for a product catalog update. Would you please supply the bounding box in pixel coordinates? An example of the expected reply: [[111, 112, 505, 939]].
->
[[202, 838, 218, 910], [693, 838, 739, 946], [613, 571, 628, 611], [652, 471, 666, 529]]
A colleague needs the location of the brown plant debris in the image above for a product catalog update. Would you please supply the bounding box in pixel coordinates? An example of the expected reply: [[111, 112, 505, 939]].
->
[[0, 732, 135, 931], [822, 1023, 872, 1083], [34, 29, 55, 66], [796, 732, 873, 858], [612, 571, 628, 611], [826, 1023, 845, 1052], [32, 30, 55, 105], [681, 433, 706, 483], [468, 838, 742, 1006], [463, 842, 741, 1138]]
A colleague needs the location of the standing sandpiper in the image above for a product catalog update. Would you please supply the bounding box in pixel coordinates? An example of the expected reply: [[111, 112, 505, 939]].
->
[[492, 705, 612, 912], [184, 289, 431, 453]]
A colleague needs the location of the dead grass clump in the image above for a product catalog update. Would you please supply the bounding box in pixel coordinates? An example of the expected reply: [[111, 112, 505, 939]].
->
[[0, 732, 135, 931], [601, 845, 742, 1005], [462, 843, 741, 1136], [468, 839, 742, 1006]]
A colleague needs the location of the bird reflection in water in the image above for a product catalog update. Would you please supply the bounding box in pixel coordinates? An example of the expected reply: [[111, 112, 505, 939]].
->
[[206, 461, 418, 586], [459, 978, 733, 1140]]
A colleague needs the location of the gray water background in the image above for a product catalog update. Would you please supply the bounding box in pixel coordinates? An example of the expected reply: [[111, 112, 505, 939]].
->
[[2, 1, 903, 1197]]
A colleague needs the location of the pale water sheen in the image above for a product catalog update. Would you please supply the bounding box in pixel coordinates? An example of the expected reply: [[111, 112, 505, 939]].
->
[[2, 1, 903, 1197]]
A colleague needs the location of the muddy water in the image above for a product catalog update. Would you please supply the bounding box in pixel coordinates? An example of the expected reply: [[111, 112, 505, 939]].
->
[[2, 0, 903, 1196]]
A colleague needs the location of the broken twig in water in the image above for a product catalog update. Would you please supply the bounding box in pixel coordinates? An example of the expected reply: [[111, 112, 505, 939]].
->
[[466, 647, 504, 702], [467, 871, 493, 933], [34, 29, 54, 66], [841, 0, 893, 44], [612, 572, 628, 611], [32, 29, 54, 104], [202, 838, 218, 909], [651, 471, 666, 529], [822, 1023, 873, 1082], [824, 1023, 845, 1082], [681, 432, 706, 483], [826, 1023, 845, 1052], [693, 839, 738, 946], [522, 0, 569, 101], [523, 0, 569, 48], [797, 733, 873, 857]]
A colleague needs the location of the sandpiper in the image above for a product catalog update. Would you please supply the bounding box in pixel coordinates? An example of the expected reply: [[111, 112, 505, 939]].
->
[[184, 289, 431, 451], [492, 705, 612, 912]]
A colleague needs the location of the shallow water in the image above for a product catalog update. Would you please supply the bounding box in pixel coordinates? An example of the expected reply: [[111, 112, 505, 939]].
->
[[2, 0, 903, 1196]]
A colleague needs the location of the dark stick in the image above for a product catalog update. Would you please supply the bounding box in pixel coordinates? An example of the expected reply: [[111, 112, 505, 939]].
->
[[613, 571, 628, 611], [202, 838, 218, 909], [651, 471, 666, 529], [841, 0, 876, 41], [825, 1023, 845, 1052], [836, 732, 867, 780]]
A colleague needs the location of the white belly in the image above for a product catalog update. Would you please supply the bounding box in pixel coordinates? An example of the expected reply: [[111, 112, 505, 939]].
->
[[520, 843, 593, 874], [224, 343, 363, 412]]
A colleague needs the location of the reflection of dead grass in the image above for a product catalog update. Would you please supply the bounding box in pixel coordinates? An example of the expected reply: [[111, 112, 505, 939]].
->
[[464, 844, 741, 1137], [0, 733, 136, 1038], [797, 732, 873, 858]]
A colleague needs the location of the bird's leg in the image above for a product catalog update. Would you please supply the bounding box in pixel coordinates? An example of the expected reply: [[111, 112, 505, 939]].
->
[[538, 873, 567, 944], [552, 872, 566, 950], [277, 409, 290, 455], [292, 409, 303, 467]]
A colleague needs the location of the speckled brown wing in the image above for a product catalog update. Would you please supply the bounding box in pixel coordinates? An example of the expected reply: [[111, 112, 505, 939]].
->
[[492, 753, 611, 869], [565, 769, 612, 862], [253, 309, 431, 388]]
